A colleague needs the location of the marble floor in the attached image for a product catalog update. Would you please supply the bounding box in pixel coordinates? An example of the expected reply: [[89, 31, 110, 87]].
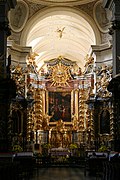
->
[[22, 167, 98, 180]]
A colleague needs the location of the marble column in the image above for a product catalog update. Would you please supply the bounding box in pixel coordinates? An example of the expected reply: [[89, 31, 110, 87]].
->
[[0, 0, 17, 151]]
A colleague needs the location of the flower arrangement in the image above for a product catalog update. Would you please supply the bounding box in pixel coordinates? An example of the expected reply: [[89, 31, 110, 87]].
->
[[42, 143, 51, 149], [69, 143, 78, 149], [41, 143, 51, 156], [12, 144, 23, 152], [98, 145, 108, 152]]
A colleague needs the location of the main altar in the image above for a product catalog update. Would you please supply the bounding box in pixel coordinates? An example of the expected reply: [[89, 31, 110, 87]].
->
[[9, 54, 113, 152], [26, 55, 95, 150]]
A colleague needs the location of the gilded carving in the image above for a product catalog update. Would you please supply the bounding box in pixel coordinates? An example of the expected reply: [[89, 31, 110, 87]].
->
[[72, 114, 78, 130], [84, 54, 94, 74], [48, 58, 72, 87], [56, 119, 65, 132], [98, 105, 113, 144], [42, 113, 51, 130], [96, 65, 112, 98]]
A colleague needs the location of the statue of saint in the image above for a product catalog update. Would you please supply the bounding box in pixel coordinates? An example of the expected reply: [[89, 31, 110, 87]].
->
[[42, 113, 51, 130], [72, 114, 78, 130]]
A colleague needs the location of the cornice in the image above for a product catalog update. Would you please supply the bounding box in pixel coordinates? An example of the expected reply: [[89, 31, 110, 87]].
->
[[26, 0, 96, 6], [91, 41, 112, 52]]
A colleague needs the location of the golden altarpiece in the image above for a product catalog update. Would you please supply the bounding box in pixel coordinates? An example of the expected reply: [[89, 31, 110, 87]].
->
[[9, 54, 114, 152]]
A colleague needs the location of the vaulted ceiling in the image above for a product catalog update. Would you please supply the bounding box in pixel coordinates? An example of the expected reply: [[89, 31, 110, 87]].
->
[[26, 14, 96, 71], [20, 1, 99, 71]]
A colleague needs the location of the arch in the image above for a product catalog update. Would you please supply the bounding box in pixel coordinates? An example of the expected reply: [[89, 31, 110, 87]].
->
[[20, 6, 101, 70], [27, 0, 96, 6], [21, 6, 101, 45]]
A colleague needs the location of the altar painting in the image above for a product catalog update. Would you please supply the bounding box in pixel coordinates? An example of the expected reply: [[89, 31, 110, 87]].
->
[[49, 92, 71, 122]]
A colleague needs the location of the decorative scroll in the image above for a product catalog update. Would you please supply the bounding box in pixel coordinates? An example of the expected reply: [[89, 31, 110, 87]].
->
[[84, 54, 94, 74], [44, 56, 76, 67], [40, 56, 82, 82], [96, 65, 112, 98]]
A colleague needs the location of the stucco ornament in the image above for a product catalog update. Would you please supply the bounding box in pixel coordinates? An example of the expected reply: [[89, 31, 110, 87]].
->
[[9, 0, 29, 32], [27, 0, 96, 6]]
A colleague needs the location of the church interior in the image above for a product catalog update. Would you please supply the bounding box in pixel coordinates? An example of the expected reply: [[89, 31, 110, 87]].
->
[[0, 0, 120, 179]]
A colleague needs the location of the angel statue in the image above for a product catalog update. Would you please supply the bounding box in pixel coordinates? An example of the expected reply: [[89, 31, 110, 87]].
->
[[57, 27, 65, 39]]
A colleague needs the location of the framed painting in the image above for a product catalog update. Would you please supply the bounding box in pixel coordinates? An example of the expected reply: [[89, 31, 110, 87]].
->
[[100, 109, 110, 134], [48, 92, 71, 122]]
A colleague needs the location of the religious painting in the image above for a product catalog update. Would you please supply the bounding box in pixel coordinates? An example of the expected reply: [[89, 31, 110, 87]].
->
[[12, 110, 22, 134], [49, 92, 71, 122], [100, 109, 110, 134]]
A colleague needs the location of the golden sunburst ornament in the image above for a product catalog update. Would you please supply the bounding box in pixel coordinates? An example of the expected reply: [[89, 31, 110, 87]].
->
[[49, 61, 71, 87]]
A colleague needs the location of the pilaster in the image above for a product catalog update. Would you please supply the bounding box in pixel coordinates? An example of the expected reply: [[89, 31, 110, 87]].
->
[[103, 0, 120, 151], [0, 0, 17, 151], [0, 0, 17, 78], [103, 0, 120, 76]]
